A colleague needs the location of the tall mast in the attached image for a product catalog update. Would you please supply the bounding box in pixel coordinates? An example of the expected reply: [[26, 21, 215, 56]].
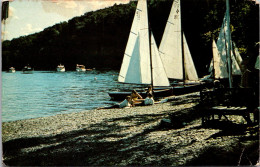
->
[[180, 0, 185, 84], [149, 22, 154, 89], [226, 0, 233, 88], [212, 36, 216, 81]]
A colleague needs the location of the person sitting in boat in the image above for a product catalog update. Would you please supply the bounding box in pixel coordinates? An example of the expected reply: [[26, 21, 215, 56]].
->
[[144, 93, 154, 106]]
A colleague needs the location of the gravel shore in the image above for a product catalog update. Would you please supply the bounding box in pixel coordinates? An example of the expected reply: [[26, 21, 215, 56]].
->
[[2, 92, 259, 166]]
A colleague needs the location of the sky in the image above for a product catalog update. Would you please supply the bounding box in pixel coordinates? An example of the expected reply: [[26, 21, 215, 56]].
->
[[1, 0, 259, 41], [1, 0, 131, 40]]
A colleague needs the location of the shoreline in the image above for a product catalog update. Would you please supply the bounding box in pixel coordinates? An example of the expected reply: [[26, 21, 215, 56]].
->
[[2, 92, 259, 166], [2, 93, 188, 142]]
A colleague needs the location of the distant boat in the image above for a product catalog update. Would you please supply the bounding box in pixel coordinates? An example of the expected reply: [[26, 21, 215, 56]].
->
[[76, 64, 86, 72], [57, 64, 65, 72], [22, 65, 33, 74], [108, 0, 172, 101], [7, 67, 15, 73]]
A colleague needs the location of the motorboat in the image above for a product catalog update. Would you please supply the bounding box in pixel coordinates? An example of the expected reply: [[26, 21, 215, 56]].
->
[[8, 67, 15, 73], [57, 64, 65, 72], [22, 65, 33, 74], [76, 64, 86, 72]]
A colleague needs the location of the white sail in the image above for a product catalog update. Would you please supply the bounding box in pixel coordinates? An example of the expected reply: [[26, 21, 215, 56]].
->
[[151, 33, 170, 86], [159, 0, 198, 81], [230, 43, 242, 75], [183, 33, 199, 80], [118, 0, 169, 86], [217, 11, 241, 76], [209, 11, 242, 78], [212, 39, 228, 78], [118, 0, 150, 84], [159, 0, 183, 80], [232, 42, 243, 68]]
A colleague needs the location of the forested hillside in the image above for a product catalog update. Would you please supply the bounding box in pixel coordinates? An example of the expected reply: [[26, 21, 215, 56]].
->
[[2, 0, 259, 76]]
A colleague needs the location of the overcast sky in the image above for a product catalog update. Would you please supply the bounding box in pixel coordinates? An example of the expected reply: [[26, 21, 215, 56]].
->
[[2, 0, 130, 40]]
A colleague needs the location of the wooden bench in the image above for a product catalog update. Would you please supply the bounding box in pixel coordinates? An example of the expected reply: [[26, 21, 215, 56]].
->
[[200, 88, 258, 126]]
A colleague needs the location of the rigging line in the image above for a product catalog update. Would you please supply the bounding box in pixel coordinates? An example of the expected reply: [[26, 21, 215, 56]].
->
[[130, 31, 138, 35], [159, 51, 165, 54], [124, 53, 131, 57], [119, 75, 125, 78], [167, 21, 174, 25]]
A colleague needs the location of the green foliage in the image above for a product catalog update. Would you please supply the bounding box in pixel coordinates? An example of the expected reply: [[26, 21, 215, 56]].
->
[[202, 0, 258, 61], [2, 0, 259, 75]]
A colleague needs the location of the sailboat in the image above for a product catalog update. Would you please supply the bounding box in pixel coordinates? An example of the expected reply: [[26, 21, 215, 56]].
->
[[158, 0, 202, 95], [209, 8, 242, 86], [108, 0, 173, 101]]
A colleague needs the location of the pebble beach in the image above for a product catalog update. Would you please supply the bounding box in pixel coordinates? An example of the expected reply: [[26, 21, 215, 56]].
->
[[2, 92, 259, 166]]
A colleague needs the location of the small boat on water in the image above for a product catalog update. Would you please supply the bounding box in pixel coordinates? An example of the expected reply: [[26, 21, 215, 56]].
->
[[57, 64, 65, 72], [7, 67, 15, 73], [76, 64, 86, 72], [22, 65, 33, 74]]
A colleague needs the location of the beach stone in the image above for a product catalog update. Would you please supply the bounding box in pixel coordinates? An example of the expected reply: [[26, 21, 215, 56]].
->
[[2, 92, 259, 166]]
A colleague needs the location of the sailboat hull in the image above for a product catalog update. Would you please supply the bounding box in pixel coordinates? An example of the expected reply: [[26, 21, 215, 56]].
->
[[108, 83, 206, 101], [22, 71, 33, 74], [108, 88, 173, 101], [172, 83, 203, 95], [57, 68, 65, 72], [76, 68, 86, 72], [7, 70, 15, 73]]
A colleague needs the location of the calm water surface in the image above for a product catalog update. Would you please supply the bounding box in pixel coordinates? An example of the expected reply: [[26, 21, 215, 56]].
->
[[2, 70, 133, 122]]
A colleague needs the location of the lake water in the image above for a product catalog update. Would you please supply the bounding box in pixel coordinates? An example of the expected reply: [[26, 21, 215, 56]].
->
[[2, 70, 140, 122]]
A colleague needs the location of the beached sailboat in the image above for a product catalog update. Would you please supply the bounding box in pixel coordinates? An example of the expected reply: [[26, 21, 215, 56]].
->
[[108, 0, 172, 101], [199, 0, 258, 126], [209, 8, 242, 85], [57, 64, 65, 72], [158, 0, 202, 94]]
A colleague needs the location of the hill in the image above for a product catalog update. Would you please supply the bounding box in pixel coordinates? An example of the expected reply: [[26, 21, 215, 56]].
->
[[2, 0, 259, 76]]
